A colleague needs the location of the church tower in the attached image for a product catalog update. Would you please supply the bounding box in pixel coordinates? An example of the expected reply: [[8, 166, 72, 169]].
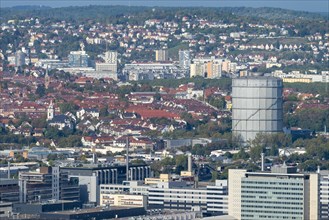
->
[[47, 100, 55, 121], [45, 66, 50, 89]]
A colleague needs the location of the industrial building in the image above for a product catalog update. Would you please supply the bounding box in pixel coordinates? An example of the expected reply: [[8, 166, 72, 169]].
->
[[19, 167, 80, 203], [0, 178, 19, 203], [61, 164, 151, 204], [228, 166, 319, 220], [232, 76, 283, 144]]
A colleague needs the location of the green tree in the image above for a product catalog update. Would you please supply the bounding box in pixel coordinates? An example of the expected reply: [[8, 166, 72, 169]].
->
[[58, 102, 79, 114], [36, 84, 46, 97], [99, 106, 109, 117], [175, 155, 188, 174]]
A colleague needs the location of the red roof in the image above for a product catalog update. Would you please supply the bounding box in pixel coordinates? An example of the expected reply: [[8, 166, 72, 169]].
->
[[126, 107, 180, 119]]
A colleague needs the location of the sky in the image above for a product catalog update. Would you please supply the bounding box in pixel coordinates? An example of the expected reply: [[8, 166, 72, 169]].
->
[[0, 0, 328, 13]]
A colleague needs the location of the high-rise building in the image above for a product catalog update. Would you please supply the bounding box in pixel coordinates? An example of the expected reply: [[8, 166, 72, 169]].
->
[[190, 57, 223, 78], [232, 76, 283, 144], [228, 166, 320, 220], [104, 51, 117, 64], [15, 50, 26, 67], [155, 49, 168, 62], [206, 61, 222, 79], [319, 170, 329, 219], [179, 50, 191, 69], [95, 51, 118, 77]]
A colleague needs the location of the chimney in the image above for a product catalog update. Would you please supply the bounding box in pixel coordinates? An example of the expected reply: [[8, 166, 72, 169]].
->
[[8, 162, 10, 179], [261, 153, 265, 172], [126, 137, 129, 181], [188, 154, 192, 172], [92, 153, 97, 164]]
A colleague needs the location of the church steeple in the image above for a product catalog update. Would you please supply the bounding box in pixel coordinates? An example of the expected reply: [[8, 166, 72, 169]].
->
[[45, 66, 50, 89], [47, 100, 55, 121]]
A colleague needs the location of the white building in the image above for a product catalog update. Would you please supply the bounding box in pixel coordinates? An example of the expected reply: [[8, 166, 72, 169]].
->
[[228, 166, 319, 220], [100, 194, 147, 208], [100, 180, 228, 216], [319, 170, 329, 219]]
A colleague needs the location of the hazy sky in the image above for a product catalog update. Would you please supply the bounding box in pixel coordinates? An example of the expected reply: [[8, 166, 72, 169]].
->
[[0, 0, 328, 12]]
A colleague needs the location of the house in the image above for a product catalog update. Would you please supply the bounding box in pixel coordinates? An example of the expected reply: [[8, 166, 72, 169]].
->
[[76, 108, 100, 119], [48, 115, 74, 130]]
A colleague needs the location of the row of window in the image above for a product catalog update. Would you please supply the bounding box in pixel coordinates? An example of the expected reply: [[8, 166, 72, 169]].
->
[[241, 181, 303, 186], [242, 185, 303, 190], [242, 209, 303, 215], [242, 200, 303, 205], [242, 205, 302, 210], [272, 192, 303, 195]]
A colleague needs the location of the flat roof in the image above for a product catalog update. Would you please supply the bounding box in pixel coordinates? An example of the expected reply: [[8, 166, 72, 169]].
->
[[46, 206, 139, 215]]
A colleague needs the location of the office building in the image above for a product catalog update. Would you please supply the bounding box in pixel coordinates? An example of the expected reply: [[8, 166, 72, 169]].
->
[[62, 164, 151, 204], [100, 180, 228, 216], [0, 178, 19, 203], [228, 166, 319, 220], [100, 194, 147, 208], [179, 50, 191, 69], [149, 180, 228, 215], [232, 76, 283, 144], [95, 63, 117, 72], [319, 170, 329, 219], [19, 167, 80, 203], [155, 49, 168, 62], [0, 202, 12, 218], [95, 51, 118, 74], [68, 51, 89, 67]]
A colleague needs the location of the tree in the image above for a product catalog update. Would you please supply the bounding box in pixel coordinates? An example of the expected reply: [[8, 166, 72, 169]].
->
[[153, 92, 162, 101], [58, 102, 79, 114], [99, 106, 109, 117], [31, 117, 47, 128], [175, 155, 188, 174], [131, 159, 146, 165], [36, 84, 46, 98], [58, 135, 82, 148], [233, 148, 249, 160]]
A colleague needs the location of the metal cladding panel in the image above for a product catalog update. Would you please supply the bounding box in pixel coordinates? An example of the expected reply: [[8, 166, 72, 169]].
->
[[232, 77, 283, 143]]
